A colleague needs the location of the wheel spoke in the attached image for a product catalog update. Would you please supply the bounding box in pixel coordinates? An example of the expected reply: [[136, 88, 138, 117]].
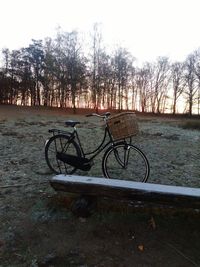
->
[[113, 148, 124, 167], [103, 144, 149, 182], [45, 135, 81, 175]]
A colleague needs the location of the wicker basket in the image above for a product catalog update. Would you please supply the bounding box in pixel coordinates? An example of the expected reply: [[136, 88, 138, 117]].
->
[[107, 112, 139, 140]]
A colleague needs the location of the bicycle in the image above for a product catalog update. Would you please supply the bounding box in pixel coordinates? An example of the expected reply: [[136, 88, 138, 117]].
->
[[45, 112, 150, 182]]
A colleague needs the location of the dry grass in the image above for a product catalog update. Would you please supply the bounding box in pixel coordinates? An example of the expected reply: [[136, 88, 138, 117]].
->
[[180, 120, 200, 130], [0, 105, 200, 267]]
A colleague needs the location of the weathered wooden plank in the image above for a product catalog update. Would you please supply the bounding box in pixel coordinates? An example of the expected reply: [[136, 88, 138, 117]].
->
[[50, 175, 200, 209]]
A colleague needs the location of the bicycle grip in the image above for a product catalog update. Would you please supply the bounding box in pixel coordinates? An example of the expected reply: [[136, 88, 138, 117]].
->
[[86, 114, 94, 117]]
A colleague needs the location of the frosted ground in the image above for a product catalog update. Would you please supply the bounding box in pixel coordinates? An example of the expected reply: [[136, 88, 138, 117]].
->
[[0, 105, 200, 267]]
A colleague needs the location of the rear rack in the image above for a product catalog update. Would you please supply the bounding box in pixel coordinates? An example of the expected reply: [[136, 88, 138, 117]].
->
[[48, 129, 72, 135]]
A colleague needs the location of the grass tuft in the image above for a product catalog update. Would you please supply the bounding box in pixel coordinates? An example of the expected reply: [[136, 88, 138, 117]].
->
[[180, 120, 200, 130]]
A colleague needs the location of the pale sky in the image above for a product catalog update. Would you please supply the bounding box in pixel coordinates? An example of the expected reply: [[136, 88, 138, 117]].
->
[[1, 0, 200, 64]]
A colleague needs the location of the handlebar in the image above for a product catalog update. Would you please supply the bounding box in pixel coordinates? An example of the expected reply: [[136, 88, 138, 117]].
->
[[86, 112, 111, 119]]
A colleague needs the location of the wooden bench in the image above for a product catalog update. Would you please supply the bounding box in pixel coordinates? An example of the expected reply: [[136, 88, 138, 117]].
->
[[50, 175, 200, 215]]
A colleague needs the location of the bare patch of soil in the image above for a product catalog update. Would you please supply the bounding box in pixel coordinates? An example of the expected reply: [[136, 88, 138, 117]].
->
[[0, 105, 200, 267]]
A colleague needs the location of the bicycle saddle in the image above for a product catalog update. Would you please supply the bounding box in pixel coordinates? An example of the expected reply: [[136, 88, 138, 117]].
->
[[65, 120, 80, 127]]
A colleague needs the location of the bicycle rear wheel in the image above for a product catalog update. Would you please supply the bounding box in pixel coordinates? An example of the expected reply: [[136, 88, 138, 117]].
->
[[102, 143, 149, 182], [45, 134, 81, 174]]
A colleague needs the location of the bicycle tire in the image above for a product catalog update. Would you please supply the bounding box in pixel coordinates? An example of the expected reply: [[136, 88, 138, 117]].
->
[[45, 134, 81, 174], [102, 143, 150, 182]]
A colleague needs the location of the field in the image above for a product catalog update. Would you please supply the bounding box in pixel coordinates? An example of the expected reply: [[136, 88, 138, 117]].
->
[[0, 104, 200, 267]]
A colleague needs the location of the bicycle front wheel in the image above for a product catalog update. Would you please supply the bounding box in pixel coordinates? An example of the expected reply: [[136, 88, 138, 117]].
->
[[102, 143, 150, 182], [45, 134, 81, 174]]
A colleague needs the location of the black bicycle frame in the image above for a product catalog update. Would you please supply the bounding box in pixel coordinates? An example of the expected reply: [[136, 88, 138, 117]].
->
[[49, 123, 131, 162], [73, 126, 115, 161]]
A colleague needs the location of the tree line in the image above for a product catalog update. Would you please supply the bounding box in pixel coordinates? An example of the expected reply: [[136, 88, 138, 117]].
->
[[1, 26, 200, 115]]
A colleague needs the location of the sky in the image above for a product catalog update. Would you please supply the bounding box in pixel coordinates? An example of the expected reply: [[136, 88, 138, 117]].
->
[[1, 0, 200, 64]]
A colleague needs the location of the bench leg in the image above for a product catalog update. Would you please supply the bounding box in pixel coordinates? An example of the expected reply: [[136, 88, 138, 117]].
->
[[71, 195, 97, 218]]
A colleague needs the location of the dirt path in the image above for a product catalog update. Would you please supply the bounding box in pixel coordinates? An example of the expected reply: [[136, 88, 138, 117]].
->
[[0, 105, 200, 267]]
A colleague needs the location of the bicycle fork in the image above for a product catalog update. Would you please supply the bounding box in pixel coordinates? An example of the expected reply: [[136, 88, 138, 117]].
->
[[113, 144, 131, 169]]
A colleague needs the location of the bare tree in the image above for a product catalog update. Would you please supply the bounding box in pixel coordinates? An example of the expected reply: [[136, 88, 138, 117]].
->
[[183, 54, 197, 115], [42, 38, 57, 106], [171, 61, 185, 114], [135, 63, 153, 112], [65, 31, 87, 113], [193, 49, 200, 115], [112, 47, 133, 110], [151, 57, 170, 113], [90, 23, 104, 112], [26, 39, 45, 106]]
